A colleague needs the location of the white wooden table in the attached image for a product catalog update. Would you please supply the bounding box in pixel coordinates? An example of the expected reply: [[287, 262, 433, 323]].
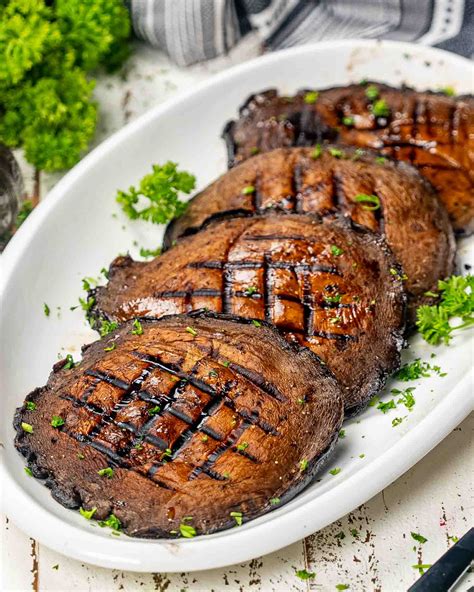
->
[[2, 42, 473, 592]]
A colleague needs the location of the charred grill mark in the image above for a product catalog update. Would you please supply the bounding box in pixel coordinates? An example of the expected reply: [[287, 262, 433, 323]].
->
[[291, 162, 302, 213], [263, 254, 272, 323], [410, 98, 420, 166], [152, 289, 222, 299], [222, 263, 232, 314], [85, 370, 130, 391], [226, 361, 287, 402], [189, 261, 224, 269], [189, 419, 254, 481], [300, 268, 315, 339]]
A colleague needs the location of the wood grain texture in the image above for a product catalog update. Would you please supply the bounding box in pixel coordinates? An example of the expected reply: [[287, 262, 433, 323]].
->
[[2, 42, 473, 591]]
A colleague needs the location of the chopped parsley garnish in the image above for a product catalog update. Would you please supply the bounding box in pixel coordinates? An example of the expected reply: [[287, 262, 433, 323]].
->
[[412, 564, 432, 574], [131, 319, 143, 335], [365, 85, 379, 100], [43, 303, 51, 317], [396, 359, 435, 381], [243, 285, 258, 296], [79, 296, 95, 312], [104, 342, 116, 352], [81, 277, 98, 291], [116, 162, 195, 225], [179, 523, 196, 538], [26, 401, 37, 411], [148, 405, 161, 416], [24, 467, 33, 476], [311, 144, 322, 159], [139, 246, 161, 259], [416, 275, 474, 345], [440, 86, 455, 97], [354, 193, 380, 211], [64, 354, 76, 369], [359, 453, 365, 459], [236, 441, 249, 452], [351, 148, 365, 161], [375, 156, 387, 164], [77, 453, 85, 460], [299, 459, 308, 471], [250, 147, 260, 155], [99, 319, 118, 337], [336, 585, 349, 591], [52, 565, 59, 570], [372, 99, 390, 117], [97, 467, 114, 478], [99, 514, 121, 531], [448, 535, 459, 543], [304, 91, 319, 104], [350, 528, 359, 538], [342, 116, 354, 126], [208, 370, 219, 378], [329, 467, 341, 475], [329, 147, 345, 159], [221, 360, 230, 368], [242, 185, 255, 195], [411, 532, 428, 544], [201, 435, 209, 442], [270, 497, 280, 505], [51, 415, 65, 428], [392, 386, 416, 410], [391, 417, 404, 427], [295, 569, 315, 580], [252, 319, 262, 328], [79, 507, 97, 520], [330, 245, 344, 256], [230, 511, 243, 526], [323, 293, 342, 304], [16, 200, 33, 227], [339, 429, 346, 439], [377, 399, 396, 414], [185, 326, 198, 337]]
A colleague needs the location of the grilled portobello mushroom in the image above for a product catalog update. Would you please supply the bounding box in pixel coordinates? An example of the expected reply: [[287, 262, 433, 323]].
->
[[91, 214, 406, 413], [165, 146, 455, 317], [14, 313, 344, 538], [223, 82, 474, 235]]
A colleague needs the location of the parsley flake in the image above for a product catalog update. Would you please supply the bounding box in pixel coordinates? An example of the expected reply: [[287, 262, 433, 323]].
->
[[79, 507, 97, 520], [311, 144, 322, 159], [329, 467, 341, 475], [179, 523, 196, 538], [299, 459, 308, 471], [230, 511, 243, 526], [43, 303, 50, 317], [372, 99, 390, 117], [24, 467, 33, 476], [375, 156, 387, 164], [51, 415, 65, 428], [104, 342, 116, 352], [330, 245, 344, 256], [336, 585, 349, 591], [354, 193, 380, 211], [139, 246, 161, 259], [339, 429, 346, 439], [377, 399, 396, 414], [251, 319, 262, 328], [97, 467, 114, 478], [243, 285, 258, 296], [304, 91, 319, 104], [26, 401, 37, 411], [148, 405, 161, 416], [365, 85, 379, 100], [270, 497, 280, 505], [411, 532, 428, 544], [242, 185, 255, 195], [295, 569, 315, 580], [236, 442, 249, 452], [342, 116, 354, 126], [131, 319, 143, 335], [99, 514, 121, 531], [329, 147, 345, 159], [185, 326, 198, 337], [99, 319, 118, 337], [64, 354, 76, 369]]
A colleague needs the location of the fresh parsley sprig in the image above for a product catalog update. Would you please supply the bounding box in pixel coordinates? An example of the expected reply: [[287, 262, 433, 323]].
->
[[116, 162, 196, 225], [416, 275, 474, 345]]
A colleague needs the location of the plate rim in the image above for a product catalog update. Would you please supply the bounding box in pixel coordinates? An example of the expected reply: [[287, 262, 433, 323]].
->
[[1, 39, 473, 572]]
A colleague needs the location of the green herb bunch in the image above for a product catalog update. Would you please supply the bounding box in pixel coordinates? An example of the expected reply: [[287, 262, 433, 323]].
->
[[0, 0, 131, 172], [417, 275, 474, 345]]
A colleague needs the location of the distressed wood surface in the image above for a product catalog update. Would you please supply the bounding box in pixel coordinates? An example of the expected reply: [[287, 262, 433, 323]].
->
[[2, 42, 473, 591]]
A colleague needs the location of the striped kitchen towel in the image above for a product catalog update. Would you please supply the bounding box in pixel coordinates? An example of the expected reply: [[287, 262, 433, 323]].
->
[[128, 0, 474, 66]]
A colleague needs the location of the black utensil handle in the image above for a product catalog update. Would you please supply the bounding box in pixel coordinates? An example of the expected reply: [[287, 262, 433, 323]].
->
[[408, 527, 474, 592]]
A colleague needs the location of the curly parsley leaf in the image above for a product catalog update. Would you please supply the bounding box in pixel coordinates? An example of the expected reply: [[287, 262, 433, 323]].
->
[[116, 162, 196, 225], [416, 275, 474, 345]]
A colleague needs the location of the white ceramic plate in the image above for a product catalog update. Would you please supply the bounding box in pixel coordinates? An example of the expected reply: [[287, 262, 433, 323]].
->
[[1, 40, 473, 573]]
